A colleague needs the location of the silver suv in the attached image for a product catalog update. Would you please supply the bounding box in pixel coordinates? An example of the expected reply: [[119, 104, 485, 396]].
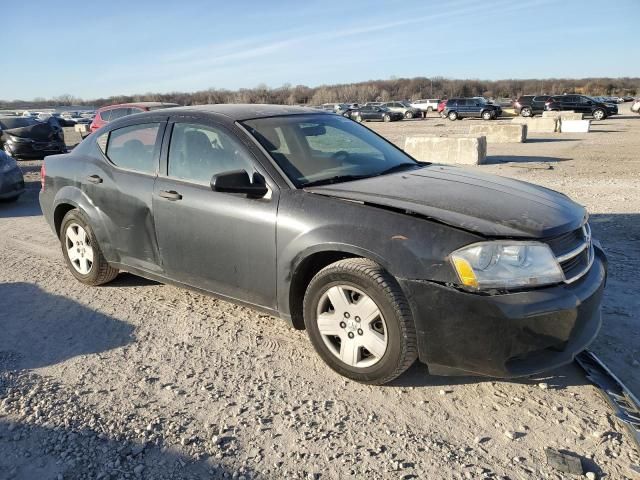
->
[[382, 101, 421, 119]]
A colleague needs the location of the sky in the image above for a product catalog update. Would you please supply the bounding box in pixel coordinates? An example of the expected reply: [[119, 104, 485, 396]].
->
[[3, 0, 638, 101]]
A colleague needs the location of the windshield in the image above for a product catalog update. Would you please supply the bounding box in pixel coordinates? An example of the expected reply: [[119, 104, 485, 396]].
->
[[0, 117, 38, 129], [242, 114, 420, 188]]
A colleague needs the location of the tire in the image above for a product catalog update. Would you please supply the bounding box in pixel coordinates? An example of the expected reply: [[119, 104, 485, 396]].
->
[[383, 114, 391, 122], [404, 111, 414, 119], [521, 107, 532, 117], [482, 110, 493, 121], [448, 111, 458, 121], [427, 106, 433, 112], [59, 209, 119, 286], [303, 258, 417, 385], [593, 108, 606, 121]]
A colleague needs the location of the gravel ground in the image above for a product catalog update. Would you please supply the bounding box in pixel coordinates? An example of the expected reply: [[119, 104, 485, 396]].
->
[[0, 105, 639, 480]]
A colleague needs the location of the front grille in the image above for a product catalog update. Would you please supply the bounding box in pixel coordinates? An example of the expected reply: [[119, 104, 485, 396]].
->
[[543, 223, 593, 283]]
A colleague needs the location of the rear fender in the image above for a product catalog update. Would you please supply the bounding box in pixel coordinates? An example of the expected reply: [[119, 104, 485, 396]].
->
[[52, 186, 119, 262]]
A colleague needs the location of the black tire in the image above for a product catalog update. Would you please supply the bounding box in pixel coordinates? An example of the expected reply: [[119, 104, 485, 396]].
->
[[521, 107, 532, 117], [404, 111, 414, 119], [59, 209, 119, 286], [383, 114, 391, 122], [303, 258, 418, 385], [448, 111, 458, 121], [592, 108, 606, 121], [482, 110, 493, 121]]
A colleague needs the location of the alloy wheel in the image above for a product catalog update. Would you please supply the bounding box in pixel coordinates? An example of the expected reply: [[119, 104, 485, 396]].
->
[[65, 223, 94, 274], [316, 285, 388, 368]]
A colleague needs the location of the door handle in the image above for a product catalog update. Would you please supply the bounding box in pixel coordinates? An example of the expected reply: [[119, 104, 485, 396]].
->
[[159, 190, 183, 201], [87, 174, 103, 184]]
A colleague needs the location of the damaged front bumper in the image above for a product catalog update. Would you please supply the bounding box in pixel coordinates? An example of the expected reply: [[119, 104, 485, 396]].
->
[[400, 245, 607, 378]]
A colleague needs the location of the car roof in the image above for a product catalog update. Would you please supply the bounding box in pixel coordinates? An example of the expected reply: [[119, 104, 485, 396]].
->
[[152, 104, 326, 121], [98, 102, 179, 111]]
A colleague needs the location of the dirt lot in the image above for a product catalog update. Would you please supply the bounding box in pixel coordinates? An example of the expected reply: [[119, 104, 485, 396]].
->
[[1, 105, 639, 480]]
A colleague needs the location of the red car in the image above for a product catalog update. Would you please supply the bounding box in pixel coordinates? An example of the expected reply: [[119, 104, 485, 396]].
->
[[437, 99, 447, 117], [89, 102, 180, 132]]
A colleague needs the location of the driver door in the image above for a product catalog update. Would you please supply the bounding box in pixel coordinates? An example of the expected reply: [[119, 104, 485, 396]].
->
[[152, 117, 279, 308]]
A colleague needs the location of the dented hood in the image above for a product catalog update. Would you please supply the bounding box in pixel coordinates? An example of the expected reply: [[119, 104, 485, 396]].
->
[[3, 122, 61, 142], [306, 165, 587, 238]]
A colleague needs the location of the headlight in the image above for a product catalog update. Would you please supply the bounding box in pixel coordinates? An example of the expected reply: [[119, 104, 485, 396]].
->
[[450, 241, 564, 290]]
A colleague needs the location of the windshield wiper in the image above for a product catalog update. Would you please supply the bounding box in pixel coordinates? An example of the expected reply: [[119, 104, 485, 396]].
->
[[303, 174, 369, 188], [376, 163, 422, 176]]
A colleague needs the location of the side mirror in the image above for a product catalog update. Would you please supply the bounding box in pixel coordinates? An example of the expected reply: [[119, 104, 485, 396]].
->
[[211, 170, 268, 198]]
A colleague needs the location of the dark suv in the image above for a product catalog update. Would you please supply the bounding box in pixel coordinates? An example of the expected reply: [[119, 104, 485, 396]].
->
[[443, 98, 501, 121], [514, 95, 550, 117], [545, 95, 617, 120]]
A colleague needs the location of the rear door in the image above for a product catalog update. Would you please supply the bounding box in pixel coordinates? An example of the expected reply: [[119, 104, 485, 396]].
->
[[88, 117, 167, 272], [152, 115, 279, 308]]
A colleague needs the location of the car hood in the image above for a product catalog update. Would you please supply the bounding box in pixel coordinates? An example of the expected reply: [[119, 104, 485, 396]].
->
[[306, 165, 586, 238], [2, 123, 61, 142]]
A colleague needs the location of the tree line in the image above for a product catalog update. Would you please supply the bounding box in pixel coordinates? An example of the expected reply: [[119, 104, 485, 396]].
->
[[2, 76, 638, 109]]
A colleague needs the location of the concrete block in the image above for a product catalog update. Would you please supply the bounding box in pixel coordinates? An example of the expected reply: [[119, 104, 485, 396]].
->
[[560, 119, 591, 133], [511, 117, 558, 133], [542, 111, 583, 120], [404, 135, 487, 165], [74, 123, 90, 133], [63, 127, 83, 147], [468, 124, 527, 143]]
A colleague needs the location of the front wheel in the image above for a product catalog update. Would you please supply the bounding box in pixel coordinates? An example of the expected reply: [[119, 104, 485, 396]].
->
[[303, 259, 417, 385], [383, 114, 391, 122], [521, 107, 532, 117], [60, 209, 119, 286], [593, 108, 606, 121], [482, 110, 493, 120], [448, 111, 458, 121], [404, 111, 414, 119]]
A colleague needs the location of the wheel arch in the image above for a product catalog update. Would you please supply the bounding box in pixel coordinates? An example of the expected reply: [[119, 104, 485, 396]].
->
[[287, 245, 393, 330]]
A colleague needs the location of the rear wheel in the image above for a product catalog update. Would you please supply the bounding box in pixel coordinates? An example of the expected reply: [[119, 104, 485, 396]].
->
[[303, 258, 417, 384], [60, 209, 119, 286], [383, 114, 391, 122], [593, 108, 606, 121], [448, 111, 458, 121], [482, 110, 493, 121], [521, 106, 532, 117], [404, 111, 414, 119]]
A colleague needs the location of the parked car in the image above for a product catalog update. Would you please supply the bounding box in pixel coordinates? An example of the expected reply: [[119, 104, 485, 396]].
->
[[352, 105, 403, 122], [335, 106, 358, 118], [0, 150, 24, 202], [631, 99, 640, 113], [40, 104, 606, 385], [89, 102, 180, 132], [363, 102, 384, 107], [409, 99, 440, 113], [443, 98, 501, 121], [381, 101, 421, 119], [0, 116, 66, 159], [513, 95, 550, 117], [544, 95, 617, 120]]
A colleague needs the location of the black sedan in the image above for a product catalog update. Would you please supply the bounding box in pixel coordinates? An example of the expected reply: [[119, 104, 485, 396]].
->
[[0, 151, 25, 202], [0, 116, 66, 159], [39, 105, 605, 384], [353, 105, 403, 122]]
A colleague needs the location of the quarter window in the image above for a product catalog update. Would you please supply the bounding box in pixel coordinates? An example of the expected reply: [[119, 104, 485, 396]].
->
[[99, 110, 112, 122], [167, 123, 255, 184], [104, 123, 160, 174]]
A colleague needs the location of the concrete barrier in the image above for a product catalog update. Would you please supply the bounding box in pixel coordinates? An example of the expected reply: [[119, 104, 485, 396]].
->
[[404, 135, 487, 165], [560, 119, 591, 133], [511, 117, 558, 133], [74, 124, 90, 133], [542, 111, 584, 120], [63, 127, 83, 148], [468, 124, 527, 143]]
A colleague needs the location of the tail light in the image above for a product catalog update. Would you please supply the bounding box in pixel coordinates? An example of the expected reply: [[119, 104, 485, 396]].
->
[[40, 162, 46, 191]]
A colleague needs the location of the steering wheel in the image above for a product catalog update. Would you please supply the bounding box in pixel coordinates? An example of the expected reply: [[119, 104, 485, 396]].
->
[[331, 150, 350, 162]]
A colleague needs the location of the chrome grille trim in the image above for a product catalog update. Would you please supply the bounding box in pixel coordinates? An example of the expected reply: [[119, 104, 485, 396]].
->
[[558, 223, 593, 284]]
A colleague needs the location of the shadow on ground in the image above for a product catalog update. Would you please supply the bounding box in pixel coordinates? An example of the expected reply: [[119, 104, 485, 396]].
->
[[0, 282, 134, 372], [485, 155, 571, 164]]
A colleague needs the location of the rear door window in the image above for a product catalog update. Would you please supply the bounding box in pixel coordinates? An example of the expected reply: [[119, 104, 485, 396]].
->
[[99, 110, 112, 122], [104, 123, 161, 174]]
